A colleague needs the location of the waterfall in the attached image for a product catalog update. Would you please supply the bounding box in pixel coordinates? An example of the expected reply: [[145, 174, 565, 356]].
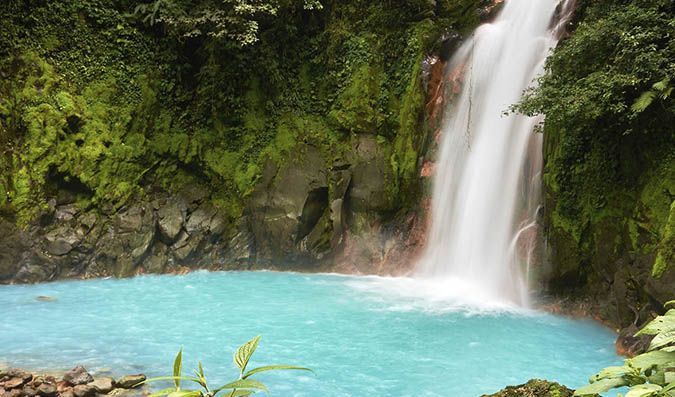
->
[[416, 0, 570, 306]]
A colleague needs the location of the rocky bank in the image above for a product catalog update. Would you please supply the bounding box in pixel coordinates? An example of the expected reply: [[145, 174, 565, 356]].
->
[[0, 367, 147, 397]]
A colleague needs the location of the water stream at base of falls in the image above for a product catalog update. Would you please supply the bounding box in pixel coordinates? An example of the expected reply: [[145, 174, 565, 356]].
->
[[416, 0, 574, 307]]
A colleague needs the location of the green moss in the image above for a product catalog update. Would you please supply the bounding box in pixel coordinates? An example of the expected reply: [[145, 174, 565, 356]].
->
[[329, 63, 385, 134], [1, 0, 486, 228]]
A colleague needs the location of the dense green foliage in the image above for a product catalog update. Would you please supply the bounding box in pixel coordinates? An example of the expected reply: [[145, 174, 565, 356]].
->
[[517, 0, 675, 284], [575, 301, 675, 396], [144, 335, 310, 397], [0, 0, 484, 226]]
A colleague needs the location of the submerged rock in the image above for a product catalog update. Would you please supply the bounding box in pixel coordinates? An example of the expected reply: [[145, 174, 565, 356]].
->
[[483, 379, 578, 397], [35, 296, 56, 302]]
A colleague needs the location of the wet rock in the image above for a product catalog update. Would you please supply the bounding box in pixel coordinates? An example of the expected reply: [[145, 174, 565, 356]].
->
[[54, 204, 79, 222], [0, 220, 26, 281], [15, 260, 54, 284], [88, 377, 114, 394], [115, 375, 145, 389], [172, 231, 202, 261], [36, 383, 56, 397], [21, 386, 36, 397], [223, 220, 254, 266], [44, 226, 82, 256], [2, 378, 27, 390], [144, 243, 170, 273], [6, 388, 22, 397], [249, 146, 328, 264], [157, 202, 184, 242], [1, 370, 32, 389], [55, 381, 69, 393], [482, 379, 576, 397], [60, 390, 75, 397], [348, 135, 394, 213], [115, 207, 144, 232], [62, 367, 93, 386], [616, 324, 652, 357], [72, 384, 95, 397]]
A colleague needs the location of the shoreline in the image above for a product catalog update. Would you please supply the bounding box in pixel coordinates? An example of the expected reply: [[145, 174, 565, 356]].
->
[[0, 366, 148, 397]]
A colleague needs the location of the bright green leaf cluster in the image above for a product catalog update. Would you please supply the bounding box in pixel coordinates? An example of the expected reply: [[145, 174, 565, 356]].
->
[[143, 336, 311, 397], [575, 303, 675, 396]]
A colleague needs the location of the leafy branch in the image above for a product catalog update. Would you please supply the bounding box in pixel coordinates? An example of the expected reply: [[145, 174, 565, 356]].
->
[[575, 301, 675, 397], [140, 335, 312, 397]]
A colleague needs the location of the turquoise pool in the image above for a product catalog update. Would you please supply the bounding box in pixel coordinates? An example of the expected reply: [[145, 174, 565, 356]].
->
[[0, 271, 619, 396]]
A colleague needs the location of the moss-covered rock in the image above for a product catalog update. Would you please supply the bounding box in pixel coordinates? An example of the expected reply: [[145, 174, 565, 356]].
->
[[482, 379, 577, 397]]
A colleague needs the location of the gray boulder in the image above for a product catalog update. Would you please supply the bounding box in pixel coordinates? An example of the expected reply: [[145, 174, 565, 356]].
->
[[157, 202, 184, 242], [348, 135, 395, 213], [63, 366, 93, 386]]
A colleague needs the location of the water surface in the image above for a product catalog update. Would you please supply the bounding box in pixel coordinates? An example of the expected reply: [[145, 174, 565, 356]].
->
[[0, 272, 619, 396]]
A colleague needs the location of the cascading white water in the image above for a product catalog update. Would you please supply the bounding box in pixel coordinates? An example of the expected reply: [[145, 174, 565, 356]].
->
[[417, 0, 570, 306]]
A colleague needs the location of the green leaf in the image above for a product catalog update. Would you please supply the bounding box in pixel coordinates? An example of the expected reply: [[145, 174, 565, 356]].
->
[[574, 378, 629, 395], [652, 78, 670, 92], [636, 310, 675, 337], [591, 365, 632, 381], [243, 365, 312, 379], [174, 348, 183, 389], [632, 90, 656, 113], [213, 379, 268, 394], [662, 381, 675, 392], [234, 336, 261, 373], [625, 384, 661, 397], [648, 330, 675, 351], [666, 372, 675, 384], [628, 350, 675, 371]]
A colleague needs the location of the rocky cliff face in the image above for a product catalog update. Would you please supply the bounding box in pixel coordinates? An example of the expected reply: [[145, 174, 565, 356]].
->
[[528, 0, 675, 329], [0, 134, 430, 283], [0, 0, 482, 283]]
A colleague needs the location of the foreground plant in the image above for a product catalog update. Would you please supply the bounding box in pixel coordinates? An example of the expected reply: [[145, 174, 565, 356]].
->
[[142, 336, 311, 397], [574, 301, 675, 397]]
